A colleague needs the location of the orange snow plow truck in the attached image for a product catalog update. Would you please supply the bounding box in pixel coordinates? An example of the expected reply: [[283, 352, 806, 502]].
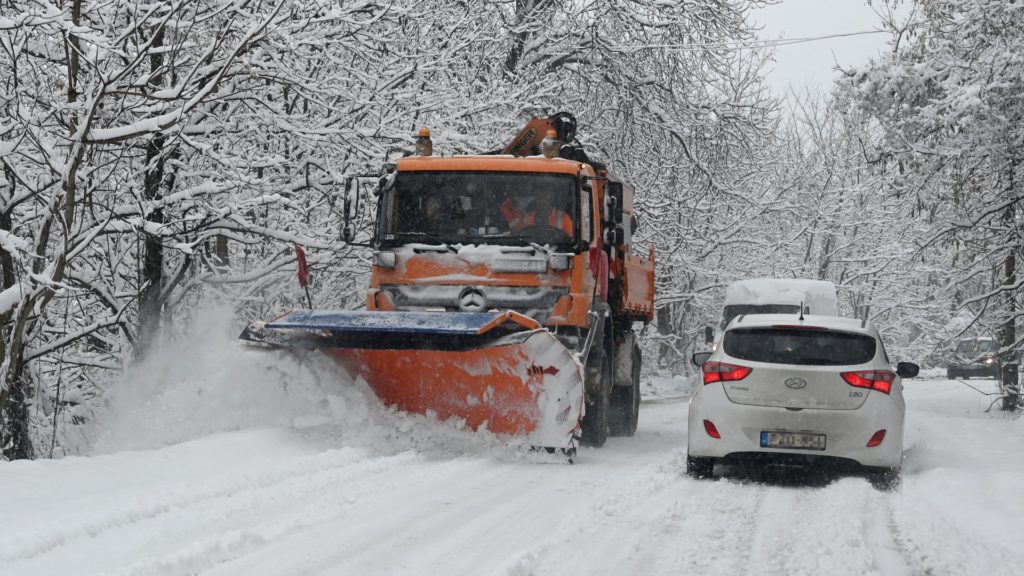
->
[[242, 113, 655, 451]]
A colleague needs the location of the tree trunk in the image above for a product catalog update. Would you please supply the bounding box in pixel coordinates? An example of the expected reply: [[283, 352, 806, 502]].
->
[[504, 0, 546, 77], [215, 235, 229, 268], [0, 167, 33, 460], [137, 135, 166, 357], [136, 28, 166, 358], [1000, 158, 1019, 410]]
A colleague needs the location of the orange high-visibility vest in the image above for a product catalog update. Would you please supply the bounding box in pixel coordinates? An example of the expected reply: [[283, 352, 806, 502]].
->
[[500, 198, 574, 236]]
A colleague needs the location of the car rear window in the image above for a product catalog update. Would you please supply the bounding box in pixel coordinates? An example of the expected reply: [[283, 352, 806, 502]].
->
[[723, 327, 876, 366]]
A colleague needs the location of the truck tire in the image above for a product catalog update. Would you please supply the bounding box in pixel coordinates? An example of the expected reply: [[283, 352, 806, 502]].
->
[[581, 352, 610, 447], [609, 342, 641, 437]]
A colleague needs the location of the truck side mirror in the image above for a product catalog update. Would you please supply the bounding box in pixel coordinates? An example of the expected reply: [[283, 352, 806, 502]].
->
[[603, 224, 624, 246], [342, 223, 356, 243], [704, 326, 714, 344], [342, 177, 360, 243], [376, 163, 396, 196], [692, 352, 712, 367], [605, 181, 624, 224]]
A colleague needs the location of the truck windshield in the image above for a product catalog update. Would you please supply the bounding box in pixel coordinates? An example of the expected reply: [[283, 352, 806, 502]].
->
[[378, 171, 578, 249], [956, 339, 996, 356]]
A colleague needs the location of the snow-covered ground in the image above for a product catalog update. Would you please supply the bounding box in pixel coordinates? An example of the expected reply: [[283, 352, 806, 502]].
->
[[2, 333, 1022, 576]]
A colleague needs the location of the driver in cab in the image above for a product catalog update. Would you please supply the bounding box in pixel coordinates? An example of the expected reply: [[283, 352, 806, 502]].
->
[[500, 193, 573, 236]]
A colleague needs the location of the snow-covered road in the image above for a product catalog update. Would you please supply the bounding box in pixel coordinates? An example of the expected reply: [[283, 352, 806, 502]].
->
[[2, 374, 1021, 576]]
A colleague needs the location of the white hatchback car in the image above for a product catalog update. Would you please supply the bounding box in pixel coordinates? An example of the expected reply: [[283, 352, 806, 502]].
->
[[687, 314, 919, 488]]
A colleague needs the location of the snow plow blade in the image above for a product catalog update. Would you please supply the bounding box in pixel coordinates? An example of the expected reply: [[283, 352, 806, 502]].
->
[[240, 310, 583, 448]]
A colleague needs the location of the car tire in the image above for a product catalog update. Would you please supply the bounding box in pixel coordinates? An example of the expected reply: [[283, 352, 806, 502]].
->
[[867, 467, 901, 491], [687, 453, 715, 479]]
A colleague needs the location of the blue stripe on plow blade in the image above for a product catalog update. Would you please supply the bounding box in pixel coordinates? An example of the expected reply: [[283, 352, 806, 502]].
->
[[265, 310, 511, 335]]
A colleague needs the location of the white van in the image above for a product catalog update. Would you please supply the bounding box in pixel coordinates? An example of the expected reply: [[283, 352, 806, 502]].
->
[[705, 278, 838, 344]]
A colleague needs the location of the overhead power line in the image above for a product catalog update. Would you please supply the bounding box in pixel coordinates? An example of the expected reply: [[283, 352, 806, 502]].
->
[[616, 30, 889, 52]]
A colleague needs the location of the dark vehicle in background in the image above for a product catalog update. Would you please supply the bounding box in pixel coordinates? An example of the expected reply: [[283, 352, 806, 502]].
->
[[946, 337, 1000, 380]]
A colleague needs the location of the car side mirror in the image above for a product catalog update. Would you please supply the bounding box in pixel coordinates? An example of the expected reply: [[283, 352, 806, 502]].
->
[[704, 326, 714, 344], [692, 352, 712, 367], [896, 362, 919, 379]]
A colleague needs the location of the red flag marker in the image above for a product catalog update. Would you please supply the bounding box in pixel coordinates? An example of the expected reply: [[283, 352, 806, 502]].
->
[[295, 244, 313, 308], [295, 244, 309, 288]]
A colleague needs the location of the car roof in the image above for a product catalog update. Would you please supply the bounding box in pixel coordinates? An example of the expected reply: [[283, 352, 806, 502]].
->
[[725, 313, 875, 335]]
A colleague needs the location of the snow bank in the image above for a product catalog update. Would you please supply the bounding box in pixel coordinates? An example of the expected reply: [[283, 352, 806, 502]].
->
[[90, 303, 526, 460], [643, 373, 697, 401]]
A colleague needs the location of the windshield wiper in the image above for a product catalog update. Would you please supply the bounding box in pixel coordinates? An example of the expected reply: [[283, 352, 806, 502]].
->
[[394, 232, 458, 253], [480, 233, 532, 245]]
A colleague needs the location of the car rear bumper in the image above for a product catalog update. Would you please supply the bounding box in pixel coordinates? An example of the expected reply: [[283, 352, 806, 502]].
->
[[687, 383, 904, 469]]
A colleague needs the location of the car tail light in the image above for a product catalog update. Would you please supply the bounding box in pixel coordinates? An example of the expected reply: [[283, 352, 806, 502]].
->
[[841, 370, 896, 395], [867, 429, 886, 447], [703, 419, 721, 439], [702, 361, 752, 385]]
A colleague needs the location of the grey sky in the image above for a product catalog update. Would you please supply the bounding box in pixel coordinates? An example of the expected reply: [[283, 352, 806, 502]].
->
[[751, 0, 895, 95]]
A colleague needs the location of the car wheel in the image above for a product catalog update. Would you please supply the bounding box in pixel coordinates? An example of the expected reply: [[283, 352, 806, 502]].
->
[[867, 467, 901, 491], [687, 453, 715, 479]]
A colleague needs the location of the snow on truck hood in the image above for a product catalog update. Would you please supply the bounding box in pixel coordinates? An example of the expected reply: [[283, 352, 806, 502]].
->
[[387, 244, 563, 283]]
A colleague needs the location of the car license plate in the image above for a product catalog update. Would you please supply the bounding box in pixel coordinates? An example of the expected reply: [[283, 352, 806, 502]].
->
[[760, 431, 826, 451]]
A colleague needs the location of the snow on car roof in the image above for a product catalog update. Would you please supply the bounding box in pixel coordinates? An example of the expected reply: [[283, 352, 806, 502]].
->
[[725, 313, 874, 334], [723, 278, 838, 315]]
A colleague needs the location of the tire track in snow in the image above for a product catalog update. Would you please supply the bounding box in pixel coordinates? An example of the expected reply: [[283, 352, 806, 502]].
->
[[635, 476, 766, 575], [880, 494, 930, 576], [741, 478, 917, 576], [285, 459, 583, 576], [885, 478, 1023, 576], [482, 449, 770, 576], [102, 455, 504, 576], [2, 447, 421, 574]]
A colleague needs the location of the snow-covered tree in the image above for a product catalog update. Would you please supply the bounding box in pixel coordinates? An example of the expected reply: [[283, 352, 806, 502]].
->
[[837, 0, 1022, 407]]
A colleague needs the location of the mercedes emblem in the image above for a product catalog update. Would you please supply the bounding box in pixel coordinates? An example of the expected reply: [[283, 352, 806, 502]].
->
[[458, 288, 486, 312]]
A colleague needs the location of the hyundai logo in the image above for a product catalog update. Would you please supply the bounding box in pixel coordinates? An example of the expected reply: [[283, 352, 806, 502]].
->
[[458, 288, 486, 312], [784, 377, 808, 390]]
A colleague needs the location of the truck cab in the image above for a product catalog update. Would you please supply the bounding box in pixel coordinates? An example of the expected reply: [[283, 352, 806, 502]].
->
[[369, 154, 654, 332]]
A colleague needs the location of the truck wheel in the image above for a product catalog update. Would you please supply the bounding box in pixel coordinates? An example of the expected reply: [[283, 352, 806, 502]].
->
[[581, 353, 610, 447], [609, 343, 641, 437]]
